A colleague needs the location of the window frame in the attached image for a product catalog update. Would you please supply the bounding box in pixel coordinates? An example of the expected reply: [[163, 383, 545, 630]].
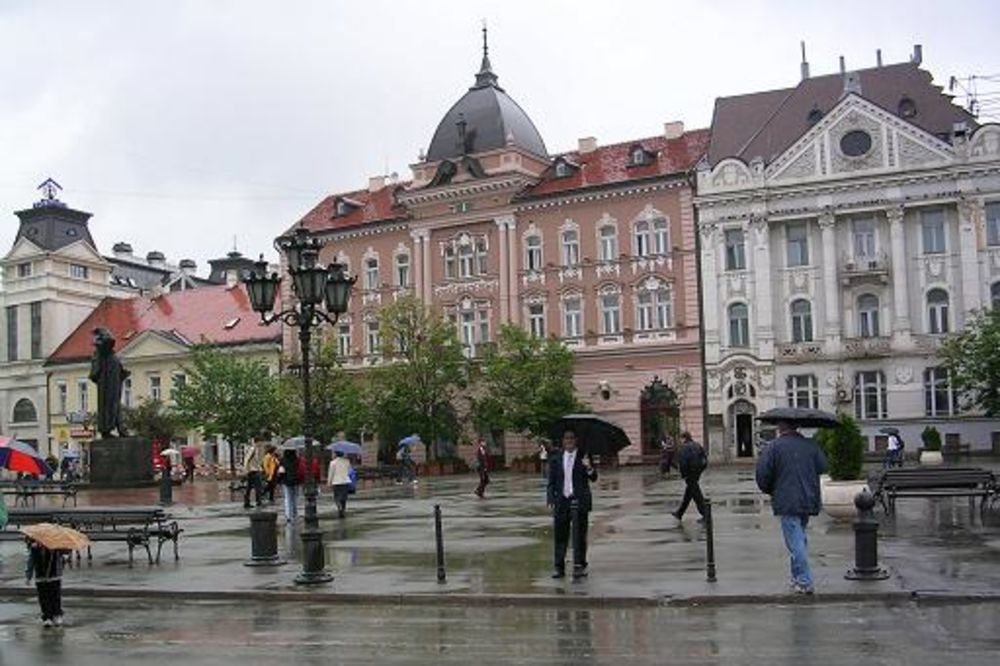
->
[[57, 381, 68, 415], [728, 302, 750, 348], [634, 221, 651, 257], [858, 294, 880, 338], [69, 263, 89, 280], [926, 288, 950, 335], [561, 229, 580, 267], [149, 375, 162, 402], [563, 297, 582, 338], [924, 366, 957, 417], [785, 222, 809, 267], [921, 208, 946, 255], [30, 301, 42, 360], [724, 229, 746, 271], [852, 217, 876, 260], [786, 374, 819, 409], [986, 202, 1000, 247], [652, 218, 669, 255], [77, 379, 89, 413], [598, 226, 617, 262], [525, 235, 543, 272], [600, 294, 621, 334], [790, 298, 813, 343], [528, 303, 545, 339], [16, 262, 32, 278], [366, 321, 380, 356], [854, 370, 888, 420], [365, 258, 379, 291], [394, 253, 410, 287], [337, 324, 351, 358]]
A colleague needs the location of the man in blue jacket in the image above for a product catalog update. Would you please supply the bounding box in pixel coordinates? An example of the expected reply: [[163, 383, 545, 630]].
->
[[755, 419, 827, 594], [547, 428, 598, 580]]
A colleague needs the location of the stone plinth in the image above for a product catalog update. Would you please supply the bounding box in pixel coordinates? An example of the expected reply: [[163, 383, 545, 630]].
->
[[88, 436, 154, 487]]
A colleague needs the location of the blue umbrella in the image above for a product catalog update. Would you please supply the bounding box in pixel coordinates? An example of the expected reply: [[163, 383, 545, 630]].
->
[[327, 440, 362, 456], [398, 435, 421, 448]]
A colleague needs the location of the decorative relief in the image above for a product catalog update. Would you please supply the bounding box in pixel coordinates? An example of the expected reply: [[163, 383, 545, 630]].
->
[[630, 255, 672, 274], [707, 371, 721, 392], [595, 262, 620, 277], [825, 371, 843, 388], [773, 145, 816, 181], [886, 130, 896, 167], [897, 135, 944, 168], [894, 366, 913, 385], [726, 273, 746, 296], [969, 127, 1000, 158], [789, 269, 811, 294], [521, 271, 545, 286], [711, 161, 751, 189], [559, 267, 582, 283], [434, 278, 498, 297], [759, 368, 774, 389], [924, 257, 945, 278], [829, 111, 884, 174], [818, 138, 828, 175]]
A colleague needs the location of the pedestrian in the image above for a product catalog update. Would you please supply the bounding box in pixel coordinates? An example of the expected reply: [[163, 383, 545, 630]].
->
[[546, 427, 598, 580], [474, 438, 491, 498], [279, 448, 304, 522], [44, 454, 58, 480], [883, 432, 904, 469], [659, 434, 678, 476], [327, 451, 353, 518], [671, 431, 708, 522], [398, 445, 417, 485], [538, 442, 548, 480], [25, 538, 65, 627], [242, 444, 263, 509], [262, 445, 280, 503], [755, 418, 827, 595], [182, 450, 196, 483]]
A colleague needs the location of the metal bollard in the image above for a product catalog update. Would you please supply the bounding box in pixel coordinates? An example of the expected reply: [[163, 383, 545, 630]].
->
[[159, 467, 173, 506], [705, 498, 717, 582], [434, 504, 446, 583], [244, 510, 286, 567], [845, 489, 889, 580]]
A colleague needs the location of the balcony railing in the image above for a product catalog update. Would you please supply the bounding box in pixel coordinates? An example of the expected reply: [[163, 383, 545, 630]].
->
[[840, 252, 890, 284], [842, 336, 892, 358], [776, 341, 825, 362]]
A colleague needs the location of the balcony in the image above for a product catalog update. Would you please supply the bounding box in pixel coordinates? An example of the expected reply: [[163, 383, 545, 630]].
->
[[776, 341, 825, 363], [840, 252, 889, 285], [842, 336, 892, 359]]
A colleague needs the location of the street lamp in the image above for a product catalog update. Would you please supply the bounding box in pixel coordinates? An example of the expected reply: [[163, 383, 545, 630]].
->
[[244, 228, 356, 585]]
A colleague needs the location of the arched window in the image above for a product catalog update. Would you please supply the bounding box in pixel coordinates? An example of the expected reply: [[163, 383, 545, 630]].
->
[[729, 303, 749, 347], [634, 220, 651, 257], [927, 288, 950, 334], [561, 229, 579, 266], [364, 258, 379, 291], [598, 226, 617, 262], [992, 282, 1000, 308], [11, 398, 37, 423], [395, 253, 410, 287], [790, 299, 813, 343], [858, 294, 880, 338], [525, 235, 542, 271], [652, 218, 669, 255]]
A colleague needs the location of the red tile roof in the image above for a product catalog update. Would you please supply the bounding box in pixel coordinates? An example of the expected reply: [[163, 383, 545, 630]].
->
[[47, 285, 281, 364], [294, 184, 410, 234], [518, 129, 709, 199]]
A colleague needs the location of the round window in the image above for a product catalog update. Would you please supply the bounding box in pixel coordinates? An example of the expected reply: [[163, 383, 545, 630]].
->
[[840, 130, 872, 157]]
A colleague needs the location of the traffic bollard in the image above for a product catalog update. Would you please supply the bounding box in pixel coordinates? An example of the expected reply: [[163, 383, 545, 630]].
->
[[705, 498, 717, 582], [434, 504, 446, 583], [845, 488, 889, 580], [244, 510, 286, 567]]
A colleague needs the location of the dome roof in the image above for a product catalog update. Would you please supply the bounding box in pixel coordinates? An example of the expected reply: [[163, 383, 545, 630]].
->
[[426, 36, 547, 162]]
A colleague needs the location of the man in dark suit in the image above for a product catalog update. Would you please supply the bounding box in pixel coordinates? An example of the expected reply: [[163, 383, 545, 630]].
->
[[547, 428, 598, 580]]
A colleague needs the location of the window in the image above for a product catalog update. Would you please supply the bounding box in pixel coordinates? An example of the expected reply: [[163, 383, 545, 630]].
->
[[6, 305, 17, 362], [561, 229, 579, 266], [563, 298, 581, 338], [728, 303, 749, 347], [858, 294, 880, 338], [528, 304, 545, 338], [525, 236, 542, 271], [635, 221, 651, 257], [11, 398, 37, 423], [652, 218, 669, 255], [77, 379, 89, 413], [786, 223, 809, 266], [69, 264, 89, 279], [790, 299, 813, 342], [986, 202, 1000, 247], [30, 302, 42, 359], [853, 217, 876, 260], [632, 147, 646, 165], [458, 244, 474, 278], [395, 254, 410, 287], [444, 246, 457, 279], [993, 282, 1000, 309], [786, 375, 818, 409], [921, 208, 946, 254], [122, 378, 132, 408], [17, 262, 31, 278], [927, 288, 949, 334], [460, 311, 476, 355], [637, 286, 673, 331], [57, 382, 68, 415], [724, 229, 746, 270], [840, 130, 872, 157], [855, 371, 887, 420], [475, 238, 488, 275], [599, 226, 617, 262], [924, 367, 957, 417], [366, 322, 380, 355], [600, 294, 621, 334], [338, 324, 351, 358], [637, 291, 654, 331], [149, 375, 162, 402], [172, 373, 186, 395], [554, 161, 571, 178], [365, 258, 379, 290], [655, 287, 673, 329]]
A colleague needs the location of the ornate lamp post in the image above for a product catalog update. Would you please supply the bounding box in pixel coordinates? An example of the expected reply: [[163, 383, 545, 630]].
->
[[244, 226, 356, 585]]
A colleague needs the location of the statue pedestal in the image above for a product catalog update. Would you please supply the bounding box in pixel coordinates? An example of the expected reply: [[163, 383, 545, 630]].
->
[[88, 437, 154, 487]]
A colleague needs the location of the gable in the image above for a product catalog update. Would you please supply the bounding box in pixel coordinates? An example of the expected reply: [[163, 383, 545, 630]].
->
[[119, 330, 190, 361], [53, 239, 108, 265], [3, 237, 46, 263]]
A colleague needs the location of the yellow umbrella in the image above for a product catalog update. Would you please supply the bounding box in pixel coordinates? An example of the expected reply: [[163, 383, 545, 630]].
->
[[21, 523, 91, 551]]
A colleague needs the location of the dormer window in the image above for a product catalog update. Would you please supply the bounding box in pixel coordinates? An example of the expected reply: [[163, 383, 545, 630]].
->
[[554, 161, 572, 178], [629, 145, 652, 167], [898, 96, 917, 119], [335, 200, 351, 216], [807, 107, 824, 126]]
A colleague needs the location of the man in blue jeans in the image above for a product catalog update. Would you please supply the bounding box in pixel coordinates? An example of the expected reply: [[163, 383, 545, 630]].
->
[[755, 419, 827, 594]]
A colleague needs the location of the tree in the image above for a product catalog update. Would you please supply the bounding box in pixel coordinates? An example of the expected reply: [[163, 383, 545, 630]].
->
[[173, 346, 295, 474], [123, 398, 183, 446], [940, 307, 1000, 416], [815, 413, 864, 481], [295, 340, 374, 446], [369, 295, 468, 461], [474, 324, 588, 443]]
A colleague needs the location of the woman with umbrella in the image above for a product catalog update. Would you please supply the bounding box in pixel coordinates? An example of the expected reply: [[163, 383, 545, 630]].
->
[[327, 441, 359, 518], [279, 444, 306, 522], [22, 523, 90, 628]]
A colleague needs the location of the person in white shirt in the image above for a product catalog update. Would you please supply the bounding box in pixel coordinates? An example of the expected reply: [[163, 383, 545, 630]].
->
[[883, 433, 904, 469], [327, 451, 353, 518], [546, 428, 598, 580]]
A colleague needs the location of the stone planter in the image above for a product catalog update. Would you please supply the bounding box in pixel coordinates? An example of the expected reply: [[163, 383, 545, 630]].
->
[[821, 477, 869, 520], [919, 450, 943, 465]]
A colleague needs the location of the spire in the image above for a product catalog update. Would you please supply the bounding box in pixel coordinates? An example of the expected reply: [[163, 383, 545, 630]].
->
[[474, 21, 499, 88]]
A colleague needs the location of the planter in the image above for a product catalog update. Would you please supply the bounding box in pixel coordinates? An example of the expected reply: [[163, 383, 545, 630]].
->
[[919, 450, 943, 466], [821, 477, 869, 520]]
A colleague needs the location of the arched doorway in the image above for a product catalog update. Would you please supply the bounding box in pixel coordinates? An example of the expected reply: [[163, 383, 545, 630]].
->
[[729, 399, 756, 458], [639, 376, 680, 456]]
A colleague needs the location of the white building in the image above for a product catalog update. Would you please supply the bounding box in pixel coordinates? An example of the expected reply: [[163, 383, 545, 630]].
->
[[695, 49, 1000, 459]]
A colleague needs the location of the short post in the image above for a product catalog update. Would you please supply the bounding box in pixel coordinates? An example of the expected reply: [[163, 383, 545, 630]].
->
[[705, 498, 717, 582], [159, 466, 173, 506], [434, 504, 446, 583], [845, 488, 889, 580], [244, 510, 286, 567]]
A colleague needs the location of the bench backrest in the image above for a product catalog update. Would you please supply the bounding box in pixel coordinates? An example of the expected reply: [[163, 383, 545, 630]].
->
[[880, 468, 994, 490]]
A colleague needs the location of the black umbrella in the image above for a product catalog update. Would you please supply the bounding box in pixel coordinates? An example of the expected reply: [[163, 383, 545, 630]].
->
[[879, 426, 900, 435], [757, 407, 839, 429], [550, 414, 632, 458]]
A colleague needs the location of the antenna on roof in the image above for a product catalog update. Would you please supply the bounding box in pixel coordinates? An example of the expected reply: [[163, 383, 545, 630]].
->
[[233, 235, 238, 253], [800, 41, 810, 80]]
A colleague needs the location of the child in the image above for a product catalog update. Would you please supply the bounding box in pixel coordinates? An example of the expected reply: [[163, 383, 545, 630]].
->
[[25, 538, 65, 627]]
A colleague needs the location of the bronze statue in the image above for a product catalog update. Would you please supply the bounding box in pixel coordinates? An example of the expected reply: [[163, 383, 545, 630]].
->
[[89, 327, 130, 438]]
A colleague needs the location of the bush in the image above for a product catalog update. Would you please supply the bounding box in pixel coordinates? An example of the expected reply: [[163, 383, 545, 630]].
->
[[815, 413, 865, 481], [921, 426, 942, 452]]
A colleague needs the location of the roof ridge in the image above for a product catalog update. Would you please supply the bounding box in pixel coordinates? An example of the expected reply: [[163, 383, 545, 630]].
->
[[552, 128, 710, 158]]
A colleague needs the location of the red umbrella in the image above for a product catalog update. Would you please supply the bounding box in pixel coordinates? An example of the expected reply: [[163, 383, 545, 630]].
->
[[181, 445, 200, 458], [0, 436, 52, 476]]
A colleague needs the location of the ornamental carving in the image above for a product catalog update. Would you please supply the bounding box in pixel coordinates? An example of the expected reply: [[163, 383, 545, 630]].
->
[[759, 368, 774, 389], [711, 162, 751, 189], [726, 274, 746, 296], [897, 135, 943, 168], [829, 111, 883, 174], [774, 145, 816, 181], [970, 127, 1000, 158], [924, 257, 945, 278], [434, 278, 498, 297], [630, 255, 671, 275], [706, 371, 721, 392], [789, 269, 811, 294], [894, 366, 913, 385]]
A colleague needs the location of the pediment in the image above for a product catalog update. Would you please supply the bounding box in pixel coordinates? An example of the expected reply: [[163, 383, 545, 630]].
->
[[701, 158, 754, 193], [54, 240, 107, 264], [119, 330, 190, 360], [969, 124, 1000, 161], [2, 237, 45, 262]]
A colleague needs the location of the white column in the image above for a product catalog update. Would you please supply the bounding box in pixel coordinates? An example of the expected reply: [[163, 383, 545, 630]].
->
[[496, 215, 519, 324], [886, 205, 911, 340], [750, 215, 773, 360], [819, 210, 841, 349], [957, 198, 984, 316], [421, 230, 433, 303], [700, 223, 720, 363], [409, 231, 424, 301], [495, 217, 510, 322]]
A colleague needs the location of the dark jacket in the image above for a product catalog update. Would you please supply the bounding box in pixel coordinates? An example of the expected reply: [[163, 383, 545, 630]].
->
[[547, 451, 598, 512], [755, 432, 828, 516], [25, 543, 63, 582], [280, 451, 304, 487], [678, 439, 707, 480]]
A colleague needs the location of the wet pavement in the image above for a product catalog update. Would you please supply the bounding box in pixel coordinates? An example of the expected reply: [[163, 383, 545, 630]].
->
[[0, 463, 999, 603]]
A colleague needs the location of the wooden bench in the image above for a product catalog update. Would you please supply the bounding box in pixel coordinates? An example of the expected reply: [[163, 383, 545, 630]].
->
[[0, 480, 78, 507], [870, 467, 999, 515]]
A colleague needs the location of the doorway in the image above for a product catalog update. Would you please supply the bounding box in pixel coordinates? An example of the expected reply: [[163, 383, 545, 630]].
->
[[729, 399, 755, 458], [639, 377, 680, 456]]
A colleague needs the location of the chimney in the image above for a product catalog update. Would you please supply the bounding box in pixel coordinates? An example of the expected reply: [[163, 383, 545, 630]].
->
[[876, 49, 883, 67], [842, 71, 863, 98], [368, 175, 386, 192], [146, 250, 166, 269], [225, 269, 239, 288], [663, 121, 684, 140], [911, 44, 923, 65], [112, 242, 133, 259], [578, 137, 597, 154], [839, 56, 846, 74], [179, 259, 196, 275], [800, 41, 810, 80]]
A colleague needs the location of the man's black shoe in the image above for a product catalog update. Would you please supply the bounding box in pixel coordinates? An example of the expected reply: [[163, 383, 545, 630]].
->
[[670, 511, 682, 521], [572, 567, 589, 580], [551, 569, 566, 579]]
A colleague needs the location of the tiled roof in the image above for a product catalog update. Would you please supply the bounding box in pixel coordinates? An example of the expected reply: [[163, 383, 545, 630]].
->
[[294, 184, 410, 234], [708, 62, 978, 166], [47, 284, 281, 364], [518, 129, 709, 199]]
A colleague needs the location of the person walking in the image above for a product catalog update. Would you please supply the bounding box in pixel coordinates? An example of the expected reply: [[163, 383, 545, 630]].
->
[[755, 418, 827, 595], [25, 538, 65, 627], [327, 451, 353, 518], [280, 448, 304, 522], [547, 428, 598, 580], [883, 431, 904, 469], [538, 442, 549, 480], [398, 445, 417, 485], [659, 434, 678, 476], [242, 444, 263, 509], [262, 445, 280, 504], [671, 432, 708, 522], [474, 438, 492, 498]]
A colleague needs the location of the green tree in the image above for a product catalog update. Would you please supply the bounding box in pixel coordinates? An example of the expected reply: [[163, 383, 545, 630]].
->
[[370, 295, 467, 461], [295, 340, 374, 446], [815, 413, 864, 481], [940, 307, 1000, 416], [123, 398, 183, 446], [474, 324, 588, 443], [173, 346, 295, 474]]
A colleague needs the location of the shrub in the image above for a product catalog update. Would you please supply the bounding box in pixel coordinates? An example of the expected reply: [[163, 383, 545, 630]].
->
[[815, 413, 865, 481], [921, 426, 942, 452]]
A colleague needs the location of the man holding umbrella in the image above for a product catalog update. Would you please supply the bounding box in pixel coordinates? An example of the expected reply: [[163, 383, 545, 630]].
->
[[547, 428, 598, 580]]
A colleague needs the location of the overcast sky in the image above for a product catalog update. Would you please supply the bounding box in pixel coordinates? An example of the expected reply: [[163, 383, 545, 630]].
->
[[2, 1, 998, 270]]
